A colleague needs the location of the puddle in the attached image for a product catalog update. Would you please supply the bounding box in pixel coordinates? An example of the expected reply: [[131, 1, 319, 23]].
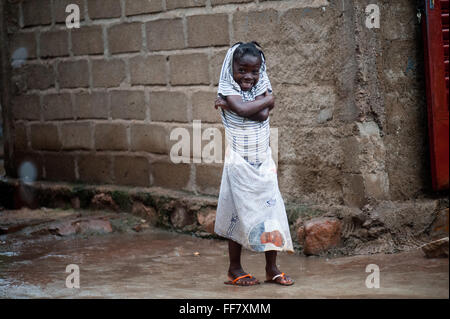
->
[[0, 252, 19, 257], [0, 223, 447, 298]]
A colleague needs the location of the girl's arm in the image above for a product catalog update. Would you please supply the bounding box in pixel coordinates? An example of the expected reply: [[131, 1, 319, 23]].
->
[[245, 90, 275, 121], [215, 91, 275, 122], [247, 94, 271, 121], [225, 92, 274, 118]]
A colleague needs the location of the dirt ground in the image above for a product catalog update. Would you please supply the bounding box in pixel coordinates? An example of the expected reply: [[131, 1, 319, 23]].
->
[[0, 207, 448, 299]]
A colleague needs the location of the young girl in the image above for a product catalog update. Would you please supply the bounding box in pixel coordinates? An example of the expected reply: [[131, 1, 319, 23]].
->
[[214, 42, 294, 286]]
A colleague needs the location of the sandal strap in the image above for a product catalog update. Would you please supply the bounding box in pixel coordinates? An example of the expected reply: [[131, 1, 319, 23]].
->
[[272, 272, 285, 281], [232, 273, 252, 284]]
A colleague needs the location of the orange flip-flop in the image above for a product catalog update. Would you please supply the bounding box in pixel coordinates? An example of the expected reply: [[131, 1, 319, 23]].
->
[[224, 274, 260, 286], [264, 273, 294, 286]]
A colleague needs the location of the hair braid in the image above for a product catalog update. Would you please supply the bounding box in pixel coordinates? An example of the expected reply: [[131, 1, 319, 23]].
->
[[232, 41, 266, 64]]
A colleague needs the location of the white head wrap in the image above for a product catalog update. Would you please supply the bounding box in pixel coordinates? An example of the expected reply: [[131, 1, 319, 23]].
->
[[217, 42, 272, 101]]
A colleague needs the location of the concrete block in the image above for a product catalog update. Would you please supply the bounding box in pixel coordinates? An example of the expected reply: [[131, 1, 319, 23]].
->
[[114, 155, 150, 187], [129, 55, 166, 85], [146, 19, 184, 51], [131, 123, 168, 154], [12, 94, 40, 121], [71, 26, 104, 56], [74, 91, 109, 119], [233, 9, 279, 46], [22, 0, 51, 26], [108, 22, 143, 54], [187, 14, 229, 48], [78, 154, 113, 184], [30, 124, 61, 151], [24, 64, 54, 90], [88, 0, 122, 19], [42, 93, 73, 120], [110, 90, 146, 120], [44, 153, 76, 182], [9, 32, 37, 59], [151, 161, 191, 189], [191, 91, 221, 123], [166, 0, 206, 10], [169, 53, 209, 85], [95, 123, 128, 151], [58, 60, 89, 88], [211, 0, 252, 5], [195, 163, 223, 195], [13, 122, 27, 151], [92, 58, 126, 87], [125, 0, 164, 16], [149, 91, 188, 122], [60, 121, 92, 150]]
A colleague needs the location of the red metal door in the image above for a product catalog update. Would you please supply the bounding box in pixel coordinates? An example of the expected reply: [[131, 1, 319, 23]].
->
[[422, 0, 449, 191]]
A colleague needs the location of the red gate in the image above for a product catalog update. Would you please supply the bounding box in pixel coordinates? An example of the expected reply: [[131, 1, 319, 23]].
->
[[422, 0, 449, 191]]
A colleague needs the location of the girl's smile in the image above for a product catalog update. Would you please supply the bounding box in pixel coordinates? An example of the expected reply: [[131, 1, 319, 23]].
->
[[232, 55, 261, 91]]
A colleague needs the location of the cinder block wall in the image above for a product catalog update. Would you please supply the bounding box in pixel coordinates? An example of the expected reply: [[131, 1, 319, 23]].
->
[[1, 0, 435, 208]]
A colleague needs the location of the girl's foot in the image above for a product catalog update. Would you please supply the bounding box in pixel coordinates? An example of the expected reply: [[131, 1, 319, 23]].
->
[[225, 268, 260, 286], [265, 266, 294, 286]]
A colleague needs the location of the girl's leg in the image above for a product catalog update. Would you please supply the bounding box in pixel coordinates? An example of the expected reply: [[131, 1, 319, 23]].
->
[[265, 250, 294, 285], [227, 239, 259, 285], [265, 250, 279, 277], [228, 239, 243, 270]]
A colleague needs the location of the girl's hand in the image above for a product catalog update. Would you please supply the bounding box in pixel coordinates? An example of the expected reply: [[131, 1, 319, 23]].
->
[[215, 96, 230, 110]]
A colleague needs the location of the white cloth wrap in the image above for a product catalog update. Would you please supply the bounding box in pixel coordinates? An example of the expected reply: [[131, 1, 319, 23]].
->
[[214, 144, 294, 253]]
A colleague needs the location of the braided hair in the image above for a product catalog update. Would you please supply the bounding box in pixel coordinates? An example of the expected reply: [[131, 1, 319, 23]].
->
[[232, 41, 266, 65]]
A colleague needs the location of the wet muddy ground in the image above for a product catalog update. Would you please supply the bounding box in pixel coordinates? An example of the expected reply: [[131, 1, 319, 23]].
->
[[0, 208, 448, 299]]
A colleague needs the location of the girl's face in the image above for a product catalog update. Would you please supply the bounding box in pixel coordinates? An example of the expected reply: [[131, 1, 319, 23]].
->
[[232, 54, 261, 91]]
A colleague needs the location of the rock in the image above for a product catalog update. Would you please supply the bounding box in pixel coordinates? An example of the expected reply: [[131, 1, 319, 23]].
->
[[54, 197, 69, 210], [317, 108, 333, 124], [133, 223, 150, 232], [297, 226, 306, 245], [132, 202, 158, 226], [295, 218, 306, 245], [430, 208, 449, 240], [49, 217, 113, 236], [303, 217, 341, 255], [293, 217, 302, 228], [197, 208, 216, 234], [0, 224, 29, 235], [0, 208, 79, 235], [77, 219, 112, 234], [421, 237, 449, 258], [71, 197, 80, 209], [51, 222, 78, 236], [90, 193, 120, 212], [170, 206, 194, 229], [355, 228, 369, 239], [368, 226, 386, 238]]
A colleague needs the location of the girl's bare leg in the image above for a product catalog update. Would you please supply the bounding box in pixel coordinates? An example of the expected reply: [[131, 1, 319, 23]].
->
[[227, 239, 259, 285], [265, 250, 294, 285]]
